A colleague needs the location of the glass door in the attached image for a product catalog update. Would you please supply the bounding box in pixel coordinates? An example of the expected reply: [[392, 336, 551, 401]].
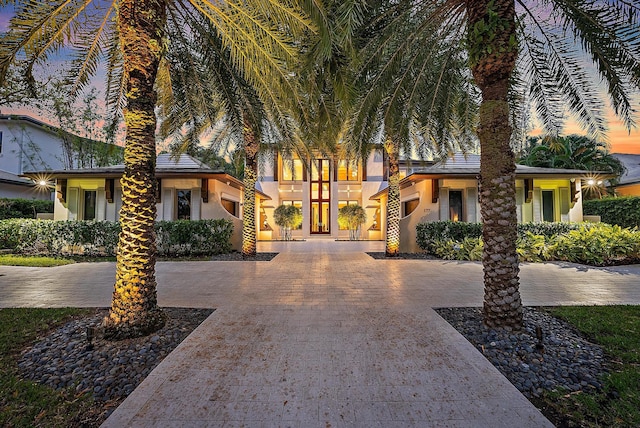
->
[[310, 159, 330, 233]]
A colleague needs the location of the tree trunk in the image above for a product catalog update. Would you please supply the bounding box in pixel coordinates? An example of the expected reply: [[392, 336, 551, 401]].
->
[[466, 0, 522, 330], [384, 137, 401, 257], [103, 0, 168, 339], [242, 116, 258, 257]]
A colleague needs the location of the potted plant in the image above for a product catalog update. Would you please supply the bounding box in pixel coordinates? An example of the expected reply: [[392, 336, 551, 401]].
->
[[273, 204, 302, 240], [338, 204, 367, 240]]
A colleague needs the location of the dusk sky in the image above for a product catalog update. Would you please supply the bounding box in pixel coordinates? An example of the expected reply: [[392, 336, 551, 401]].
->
[[1, 5, 639, 154]]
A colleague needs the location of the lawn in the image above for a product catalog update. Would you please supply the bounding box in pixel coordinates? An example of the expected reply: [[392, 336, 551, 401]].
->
[[0, 254, 75, 267], [539, 306, 640, 427]]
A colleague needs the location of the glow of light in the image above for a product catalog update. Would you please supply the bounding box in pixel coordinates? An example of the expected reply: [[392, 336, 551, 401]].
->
[[587, 179, 595, 186]]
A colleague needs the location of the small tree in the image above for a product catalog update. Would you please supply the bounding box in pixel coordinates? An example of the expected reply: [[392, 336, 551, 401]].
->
[[338, 204, 367, 241], [273, 205, 302, 241]]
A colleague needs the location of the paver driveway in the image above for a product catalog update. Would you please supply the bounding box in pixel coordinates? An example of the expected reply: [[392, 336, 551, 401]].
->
[[2, 239, 639, 427]]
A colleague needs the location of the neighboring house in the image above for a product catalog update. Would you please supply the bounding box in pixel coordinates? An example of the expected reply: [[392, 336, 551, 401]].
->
[[612, 153, 640, 196], [0, 114, 123, 200], [0, 115, 68, 199], [24, 154, 270, 251]]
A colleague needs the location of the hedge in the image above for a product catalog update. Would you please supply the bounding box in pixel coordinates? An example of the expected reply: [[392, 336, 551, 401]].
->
[[416, 222, 640, 266], [0, 219, 233, 257], [0, 198, 54, 219], [583, 197, 640, 229], [416, 221, 590, 253]]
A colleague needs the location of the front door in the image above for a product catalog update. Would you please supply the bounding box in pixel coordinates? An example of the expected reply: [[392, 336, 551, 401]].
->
[[311, 159, 330, 234]]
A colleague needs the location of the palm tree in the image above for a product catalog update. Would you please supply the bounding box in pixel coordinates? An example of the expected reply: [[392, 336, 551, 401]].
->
[[346, 0, 479, 257], [345, 0, 639, 328], [0, 0, 311, 338], [155, 9, 307, 257]]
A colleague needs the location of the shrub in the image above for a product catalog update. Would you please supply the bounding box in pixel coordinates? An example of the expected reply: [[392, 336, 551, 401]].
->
[[338, 204, 367, 240], [417, 221, 590, 252], [273, 205, 302, 240], [0, 198, 54, 219], [547, 224, 640, 266], [432, 237, 483, 261], [416, 221, 482, 252], [0, 219, 233, 257], [583, 197, 640, 229], [416, 221, 640, 266]]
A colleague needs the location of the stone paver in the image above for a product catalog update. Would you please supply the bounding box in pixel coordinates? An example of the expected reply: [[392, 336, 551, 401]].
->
[[1, 239, 639, 426]]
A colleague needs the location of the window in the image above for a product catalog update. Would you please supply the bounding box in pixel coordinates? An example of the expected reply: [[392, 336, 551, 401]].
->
[[542, 190, 555, 222], [221, 198, 238, 217], [282, 200, 302, 229], [402, 198, 419, 217], [177, 190, 191, 220], [282, 158, 304, 181], [83, 190, 97, 220], [338, 200, 359, 229], [337, 160, 359, 181], [449, 190, 463, 222]]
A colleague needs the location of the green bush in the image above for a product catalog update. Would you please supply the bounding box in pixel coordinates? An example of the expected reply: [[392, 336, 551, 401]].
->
[[416, 221, 483, 253], [547, 224, 640, 266], [0, 198, 54, 219], [416, 221, 587, 252], [583, 197, 640, 229], [432, 237, 483, 261], [0, 219, 233, 257], [416, 221, 640, 266]]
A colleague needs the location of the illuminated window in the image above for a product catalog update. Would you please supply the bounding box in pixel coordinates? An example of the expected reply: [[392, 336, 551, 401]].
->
[[402, 198, 419, 217], [221, 198, 238, 217], [337, 160, 359, 181], [449, 190, 463, 222], [282, 159, 304, 181]]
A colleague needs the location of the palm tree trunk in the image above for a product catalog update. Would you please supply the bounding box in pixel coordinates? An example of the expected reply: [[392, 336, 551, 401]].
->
[[384, 137, 401, 257], [466, 0, 522, 330], [103, 0, 168, 339], [242, 116, 258, 257]]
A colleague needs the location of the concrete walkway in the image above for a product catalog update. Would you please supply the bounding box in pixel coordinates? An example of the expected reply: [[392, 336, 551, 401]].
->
[[1, 240, 640, 427]]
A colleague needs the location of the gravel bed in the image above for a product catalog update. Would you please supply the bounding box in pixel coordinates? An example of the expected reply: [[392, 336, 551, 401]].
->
[[209, 252, 278, 261], [18, 308, 212, 418], [437, 307, 607, 398]]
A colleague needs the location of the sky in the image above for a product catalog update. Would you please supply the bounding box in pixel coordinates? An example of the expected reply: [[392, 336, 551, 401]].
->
[[1, 5, 639, 154]]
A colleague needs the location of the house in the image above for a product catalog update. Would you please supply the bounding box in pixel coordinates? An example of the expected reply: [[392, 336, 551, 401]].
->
[[0, 115, 69, 199], [257, 152, 587, 251], [23, 154, 269, 251], [26, 150, 590, 253], [0, 114, 123, 200], [612, 153, 640, 196]]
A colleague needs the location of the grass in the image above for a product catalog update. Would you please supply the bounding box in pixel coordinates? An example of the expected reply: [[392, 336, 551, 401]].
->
[[0, 254, 75, 267], [540, 306, 640, 427], [0, 308, 98, 427]]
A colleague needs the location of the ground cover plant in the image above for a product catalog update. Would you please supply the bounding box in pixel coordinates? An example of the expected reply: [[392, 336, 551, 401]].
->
[[539, 306, 640, 427], [417, 221, 640, 266]]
